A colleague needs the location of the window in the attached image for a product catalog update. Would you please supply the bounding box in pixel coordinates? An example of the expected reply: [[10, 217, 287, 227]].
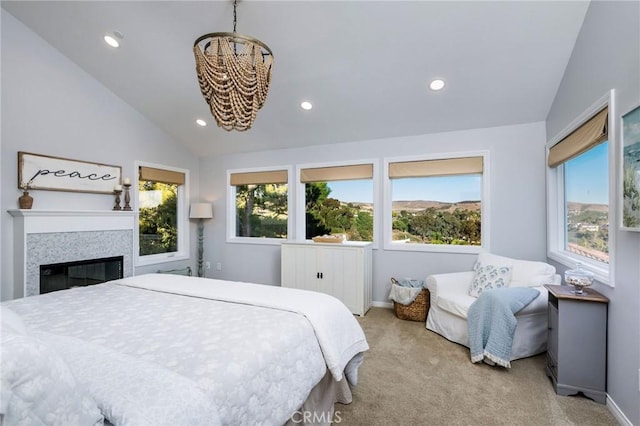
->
[[564, 143, 609, 263], [385, 153, 487, 252], [228, 168, 289, 242], [298, 163, 375, 242], [547, 100, 613, 284], [136, 163, 189, 265]]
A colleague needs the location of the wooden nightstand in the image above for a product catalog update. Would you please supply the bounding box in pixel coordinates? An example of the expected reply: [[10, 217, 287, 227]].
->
[[544, 284, 608, 404]]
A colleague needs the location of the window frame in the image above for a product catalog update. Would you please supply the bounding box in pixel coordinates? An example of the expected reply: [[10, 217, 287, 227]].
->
[[383, 150, 490, 253], [226, 165, 293, 245], [295, 159, 379, 247], [134, 161, 190, 267], [546, 89, 616, 286]]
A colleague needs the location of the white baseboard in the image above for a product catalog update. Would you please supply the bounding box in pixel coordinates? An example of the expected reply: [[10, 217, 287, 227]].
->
[[371, 301, 393, 309], [607, 394, 632, 426]]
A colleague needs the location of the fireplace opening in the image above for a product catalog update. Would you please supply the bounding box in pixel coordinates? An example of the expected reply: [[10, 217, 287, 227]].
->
[[40, 256, 124, 294]]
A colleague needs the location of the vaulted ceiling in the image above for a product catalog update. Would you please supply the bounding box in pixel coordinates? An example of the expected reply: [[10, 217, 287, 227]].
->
[[2, 1, 590, 157]]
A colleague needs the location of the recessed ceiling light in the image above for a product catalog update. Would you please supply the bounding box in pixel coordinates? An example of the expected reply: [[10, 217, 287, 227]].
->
[[103, 31, 124, 48], [300, 101, 313, 111], [104, 35, 119, 48], [196, 119, 207, 127], [429, 79, 446, 91]]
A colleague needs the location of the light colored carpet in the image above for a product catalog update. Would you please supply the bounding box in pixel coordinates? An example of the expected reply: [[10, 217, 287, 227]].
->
[[336, 308, 617, 426]]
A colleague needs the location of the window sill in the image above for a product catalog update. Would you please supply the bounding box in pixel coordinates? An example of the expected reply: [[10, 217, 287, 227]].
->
[[384, 242, 482, 254], [226, 237, 286, 246], [547, 249, 612, 287], [136, 252, 189, 267]]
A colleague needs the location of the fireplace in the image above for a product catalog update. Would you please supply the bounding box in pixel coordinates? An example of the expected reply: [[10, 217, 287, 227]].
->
[[40, 256, 124, 294], [9, 210, 135, 297]]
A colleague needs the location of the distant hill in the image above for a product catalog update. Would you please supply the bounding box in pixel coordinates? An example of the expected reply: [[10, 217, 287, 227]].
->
[[567, 202, 608, 213], [345, 200, 481, 212], [348, 200, 604, 214], [392, 200, 481, 212]]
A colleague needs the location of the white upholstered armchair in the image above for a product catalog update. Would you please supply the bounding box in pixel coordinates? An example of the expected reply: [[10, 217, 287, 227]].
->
[[425, 253, 561, 360]]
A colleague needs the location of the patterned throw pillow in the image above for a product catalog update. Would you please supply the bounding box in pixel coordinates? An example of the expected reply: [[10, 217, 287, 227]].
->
[[469, 262, 513, 297]]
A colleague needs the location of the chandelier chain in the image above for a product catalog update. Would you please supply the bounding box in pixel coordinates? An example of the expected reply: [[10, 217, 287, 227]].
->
[[233, 0, 237, 33]]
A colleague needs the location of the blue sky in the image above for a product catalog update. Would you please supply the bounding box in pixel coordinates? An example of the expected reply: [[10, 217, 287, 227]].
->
[[327, 175, 482, 204], [326, 143, 608, 205], [565, 142, 608, 204], [327, 180, 374, 203]]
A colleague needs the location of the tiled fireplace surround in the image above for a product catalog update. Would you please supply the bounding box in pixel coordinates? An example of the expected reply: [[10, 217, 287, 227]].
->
[[9, 210, 135, 297]]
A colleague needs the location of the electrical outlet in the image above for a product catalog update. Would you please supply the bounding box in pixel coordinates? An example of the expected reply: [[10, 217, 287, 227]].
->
[[205, 261, 211, 270], [216, 262, 222, 271]]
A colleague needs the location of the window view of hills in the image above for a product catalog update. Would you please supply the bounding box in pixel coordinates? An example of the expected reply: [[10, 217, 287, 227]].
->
[[567, 201, 609, 263], [391, 200, 480, 245], [305, 183, 373, 241], [235, 182, 608, 258]]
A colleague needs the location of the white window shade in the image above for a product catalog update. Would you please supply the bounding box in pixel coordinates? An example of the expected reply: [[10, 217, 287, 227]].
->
[[300, 164, 373, 183], [139, 166, 185, 185], [230, 170, 288, 186], [389, 157, 483, 179], [548, 107, 608, 168]]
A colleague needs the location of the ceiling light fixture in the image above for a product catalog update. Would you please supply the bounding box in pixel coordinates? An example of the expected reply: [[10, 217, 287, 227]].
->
[[429, 79, 446, 91], [193, 0, 274, 132], [196, 119, 207, 127], [103, 31, 123, 48], [300, 101, 313, 111]]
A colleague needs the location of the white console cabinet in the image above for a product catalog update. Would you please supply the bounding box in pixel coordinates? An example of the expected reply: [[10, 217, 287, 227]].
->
[[281, 241, 372, 316]]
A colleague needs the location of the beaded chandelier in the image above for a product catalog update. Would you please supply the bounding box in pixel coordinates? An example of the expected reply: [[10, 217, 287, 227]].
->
[[193, 0, 273, 131]]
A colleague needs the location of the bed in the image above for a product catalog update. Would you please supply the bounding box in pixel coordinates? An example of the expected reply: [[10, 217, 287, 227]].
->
[[0, 273, 369, 425]]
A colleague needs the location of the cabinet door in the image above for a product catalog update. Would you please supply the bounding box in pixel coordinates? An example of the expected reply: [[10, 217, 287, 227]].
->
[[281, 245, 319, 291], [319, 247, 361, 314]]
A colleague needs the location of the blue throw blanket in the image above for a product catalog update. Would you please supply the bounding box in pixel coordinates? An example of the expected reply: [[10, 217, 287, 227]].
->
[[467, 287, 540, 368]]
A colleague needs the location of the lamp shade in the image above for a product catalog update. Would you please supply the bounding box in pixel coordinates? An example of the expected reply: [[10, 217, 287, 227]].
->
[[190, 203, 213, 219]]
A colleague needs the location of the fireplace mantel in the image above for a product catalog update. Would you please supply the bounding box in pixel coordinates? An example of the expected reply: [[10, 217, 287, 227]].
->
[[9, 210, 135, 297], [8, 209, 135, 233]]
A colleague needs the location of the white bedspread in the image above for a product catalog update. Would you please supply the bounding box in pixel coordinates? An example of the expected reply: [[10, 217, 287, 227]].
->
[[34, 331, 221, 426], [113, 274, 369, 382], [3, 274, 368, 426]]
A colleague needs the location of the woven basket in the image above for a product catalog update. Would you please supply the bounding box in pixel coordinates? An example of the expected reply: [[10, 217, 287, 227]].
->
[[393, 287, 430, 322]]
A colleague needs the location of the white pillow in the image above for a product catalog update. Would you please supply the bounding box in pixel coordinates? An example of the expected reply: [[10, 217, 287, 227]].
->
[[469, 260, 513, 297], [0, 332, 103, 426], [475, 253, 556, 288]]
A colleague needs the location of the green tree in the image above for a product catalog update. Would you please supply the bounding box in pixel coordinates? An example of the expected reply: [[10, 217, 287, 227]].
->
[[408, 209, 436, 242], [316, 198, 354, 233], [139, 181, 178, 255], [397, 207, 480, 245], [392, 210, 410, 232], [236, 184, 288, 238], [354, 211, 373, 241], [305, 182, 332, 239]]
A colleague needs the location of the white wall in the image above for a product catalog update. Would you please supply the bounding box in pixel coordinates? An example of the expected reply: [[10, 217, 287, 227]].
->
[[545, 1, 640, 424], [1, 11, 200, 300], [199, 121, 548, 303]]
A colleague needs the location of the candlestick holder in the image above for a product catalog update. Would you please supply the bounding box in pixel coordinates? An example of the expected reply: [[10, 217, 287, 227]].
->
[[113, 190, 122, 211], [123, 183, 132, 211]]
